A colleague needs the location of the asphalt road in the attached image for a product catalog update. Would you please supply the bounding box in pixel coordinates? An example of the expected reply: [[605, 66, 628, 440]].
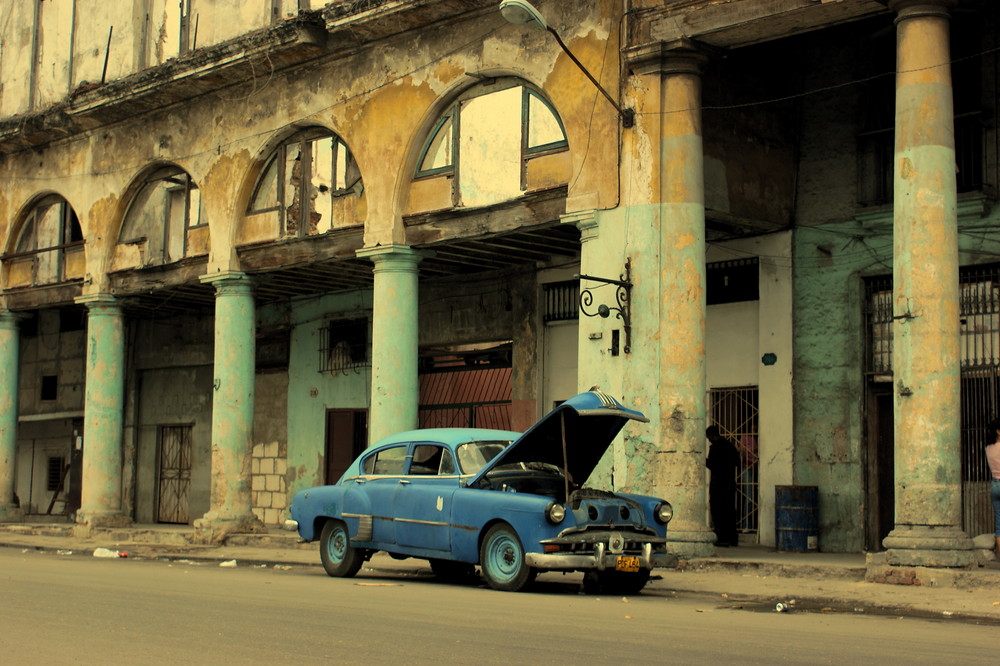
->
[[0, 548, 995, 665]]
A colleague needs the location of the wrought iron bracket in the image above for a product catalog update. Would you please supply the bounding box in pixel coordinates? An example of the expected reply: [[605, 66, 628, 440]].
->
[[578, 259, 633, 354]]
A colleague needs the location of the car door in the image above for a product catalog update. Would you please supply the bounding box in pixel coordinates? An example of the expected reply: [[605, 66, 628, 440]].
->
[[342, 444, 408, 545], [393, 443, 458, 552]]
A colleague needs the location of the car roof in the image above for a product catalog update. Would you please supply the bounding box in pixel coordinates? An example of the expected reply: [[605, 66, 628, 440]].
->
[[369, 427, 523, 449]]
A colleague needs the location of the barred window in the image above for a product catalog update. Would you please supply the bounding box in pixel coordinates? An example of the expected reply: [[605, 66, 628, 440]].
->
[[319, 318, 369, 375], [47, 456, 65, 492]]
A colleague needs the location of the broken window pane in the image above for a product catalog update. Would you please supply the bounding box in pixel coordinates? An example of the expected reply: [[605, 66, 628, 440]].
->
[[459, 86, 522, 207], [284, 146, 302, 236], [251, 128, 362, 238], [419, 116, 453, 173], [413, 81, 568, 208], [120, 167, 199, 266], [312, 137, 333, 234], [527, 91, 567, 151], [251, 156, 279, 211]]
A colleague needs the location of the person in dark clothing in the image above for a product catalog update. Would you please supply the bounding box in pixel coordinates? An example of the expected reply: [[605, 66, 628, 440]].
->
[[706, 425, 741, 547]]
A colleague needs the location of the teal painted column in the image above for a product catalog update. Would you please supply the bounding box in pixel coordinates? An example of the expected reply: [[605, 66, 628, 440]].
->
[[357, 245, 421, 444], [195, 272, 264, 540], [626, 42, 714, 558], [75, 294, 130, 527], [0, 310, 24, 522], [883, 0, 972, 567]]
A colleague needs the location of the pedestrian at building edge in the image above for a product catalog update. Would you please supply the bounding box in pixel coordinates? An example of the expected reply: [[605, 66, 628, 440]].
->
[[706, 425, 741, 548]]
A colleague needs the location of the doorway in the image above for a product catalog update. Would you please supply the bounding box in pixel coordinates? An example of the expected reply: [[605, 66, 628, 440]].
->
[[865, 386, 894, 551], [157, 425, 192, 524], [325, 409, 367, 484]]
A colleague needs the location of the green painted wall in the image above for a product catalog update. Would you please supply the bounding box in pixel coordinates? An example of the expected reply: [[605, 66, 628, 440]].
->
[[283, 291, 372, 499]]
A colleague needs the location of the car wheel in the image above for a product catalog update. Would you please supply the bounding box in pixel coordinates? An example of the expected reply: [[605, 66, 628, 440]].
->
[[479, 523, 534, 592], [429, 559, 478, 584], [585, 569, 651, 595], [319, 519, 364, 578]]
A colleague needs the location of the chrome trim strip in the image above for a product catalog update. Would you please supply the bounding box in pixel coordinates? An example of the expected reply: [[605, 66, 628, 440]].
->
[[525, 551, 678, 571], [394, 518, 448, 527]]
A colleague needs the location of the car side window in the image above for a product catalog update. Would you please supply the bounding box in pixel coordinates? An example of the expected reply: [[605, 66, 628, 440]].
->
[[364, 445, 407, 475], [439, 449, 456, 475], [410, 444, 444, 475]]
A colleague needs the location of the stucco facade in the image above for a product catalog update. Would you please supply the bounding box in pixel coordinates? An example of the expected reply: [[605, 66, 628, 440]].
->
[[0, 0, 995, 562]]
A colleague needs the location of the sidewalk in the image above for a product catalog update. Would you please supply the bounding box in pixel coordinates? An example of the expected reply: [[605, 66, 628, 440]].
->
[[3, 521, 999, 624]]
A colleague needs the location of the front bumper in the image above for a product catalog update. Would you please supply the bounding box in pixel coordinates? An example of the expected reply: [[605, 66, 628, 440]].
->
[[524, 542, 678, 571]]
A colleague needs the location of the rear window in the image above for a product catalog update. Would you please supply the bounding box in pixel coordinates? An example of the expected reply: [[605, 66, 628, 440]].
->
[[363, 445, 407, 475]]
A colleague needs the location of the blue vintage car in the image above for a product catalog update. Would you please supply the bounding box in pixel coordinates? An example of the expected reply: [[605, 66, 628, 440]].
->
[[288, 390, 677, 593]]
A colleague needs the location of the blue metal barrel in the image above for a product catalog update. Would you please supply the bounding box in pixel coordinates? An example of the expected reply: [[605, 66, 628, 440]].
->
[[775, 485, 819, 552]]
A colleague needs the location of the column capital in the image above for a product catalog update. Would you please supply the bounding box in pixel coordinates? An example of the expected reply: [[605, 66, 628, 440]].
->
[[884, 0, 957, 21], [561, 210, 599, 243], [0, 309, 19, 329], [357, 244, 424, 270], [75, 293, 120, 312], [200, 270, 254, 293], [625, 39, 713, 78]]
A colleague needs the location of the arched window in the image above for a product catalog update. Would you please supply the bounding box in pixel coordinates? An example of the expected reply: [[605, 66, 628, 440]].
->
[[248, 127, 362, 238], [415, 80, 568, 208], [119, 166, 203, 266], [7, 195, 84, 286]]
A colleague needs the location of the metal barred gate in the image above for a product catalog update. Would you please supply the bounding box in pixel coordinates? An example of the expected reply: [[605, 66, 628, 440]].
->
[[157, 425, 192, 524], [708, 387, 760, 542]]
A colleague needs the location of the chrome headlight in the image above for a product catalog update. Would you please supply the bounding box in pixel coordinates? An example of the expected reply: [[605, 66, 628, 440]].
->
[[655, 501, 673, 524], [545, 501, 566, 524]]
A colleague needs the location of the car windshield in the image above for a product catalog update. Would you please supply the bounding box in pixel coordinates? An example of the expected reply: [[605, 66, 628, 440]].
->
[[456, 440, 511, 475]]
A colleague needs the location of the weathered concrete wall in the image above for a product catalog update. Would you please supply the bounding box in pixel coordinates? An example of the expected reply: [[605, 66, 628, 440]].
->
[[18, 311, 86, 416], [702, 41, 798, 226], [133, 365, 213, 523]]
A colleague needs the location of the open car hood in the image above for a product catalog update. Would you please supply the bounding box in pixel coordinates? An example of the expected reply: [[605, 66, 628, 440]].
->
[[467, 390, 649, 487]]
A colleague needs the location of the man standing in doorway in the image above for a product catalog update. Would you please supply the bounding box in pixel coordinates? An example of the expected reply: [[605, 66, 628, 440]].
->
[[706, 425, 740, 547]]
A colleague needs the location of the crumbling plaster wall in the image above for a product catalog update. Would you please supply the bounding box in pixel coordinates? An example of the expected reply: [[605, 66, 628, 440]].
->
[[17, 311, 86, 417], [2, 1, 619, 296]]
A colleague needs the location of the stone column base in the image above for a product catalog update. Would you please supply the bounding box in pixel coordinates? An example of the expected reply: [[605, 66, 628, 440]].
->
[[881, 525, 974, 567], [666, 529, 717, 559], [0, 503, 24, 523], [74, 510, 132, 530], [193, 513, 267, 545]]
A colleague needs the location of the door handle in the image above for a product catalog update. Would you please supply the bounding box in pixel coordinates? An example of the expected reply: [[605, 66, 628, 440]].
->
[[398, 479, 410, 485]]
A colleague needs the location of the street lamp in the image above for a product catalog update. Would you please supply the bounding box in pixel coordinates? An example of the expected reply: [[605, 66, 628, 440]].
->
[[499, 0, 635, 128]]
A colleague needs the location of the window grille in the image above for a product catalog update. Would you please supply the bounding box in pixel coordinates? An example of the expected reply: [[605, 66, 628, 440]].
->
[[543, 280, 579, 323], [864, 276, 893, 375], [866, 264, 1000, 373], [319, 318, 369, 375], [46, 456, 65, 492]]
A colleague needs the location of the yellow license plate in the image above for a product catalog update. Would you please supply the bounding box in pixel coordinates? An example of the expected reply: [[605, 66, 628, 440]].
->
[[615, 556, 640, 572]]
